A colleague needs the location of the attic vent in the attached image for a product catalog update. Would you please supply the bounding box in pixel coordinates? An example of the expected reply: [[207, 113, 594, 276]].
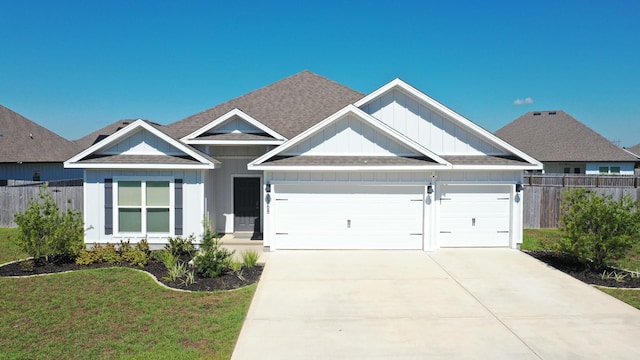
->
[[533, 112, 541, 116], [548, 111, 556, 115]]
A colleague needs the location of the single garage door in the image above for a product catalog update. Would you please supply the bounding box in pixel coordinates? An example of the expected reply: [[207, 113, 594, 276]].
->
[[439, 184, 511, 247], [273, 184, 424, 249]]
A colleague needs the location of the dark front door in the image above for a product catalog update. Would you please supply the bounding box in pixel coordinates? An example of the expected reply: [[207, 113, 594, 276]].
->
[[233, 177, 261, 232]]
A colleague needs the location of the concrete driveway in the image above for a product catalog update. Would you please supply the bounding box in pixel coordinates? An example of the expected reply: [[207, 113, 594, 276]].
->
[[232, 249, 640, 359]]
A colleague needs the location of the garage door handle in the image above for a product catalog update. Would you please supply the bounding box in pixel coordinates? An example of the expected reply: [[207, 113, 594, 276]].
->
[[276, 233, 288, 235], [497, 231, 509, 233], [275, 198, 288, 201], [440, 197, 451, 200], [497, 197, 509, 200], [440, 231, 452, 233]]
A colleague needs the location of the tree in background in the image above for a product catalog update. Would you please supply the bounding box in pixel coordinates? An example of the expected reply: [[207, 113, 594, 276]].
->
[[560, 188, 640, 272], [13, 186, 84, 263]]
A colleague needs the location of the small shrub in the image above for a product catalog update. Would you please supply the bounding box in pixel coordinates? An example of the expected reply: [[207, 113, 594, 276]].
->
[[118, 240, 148, 267], [98, 243, 121, 264], [124, 248, 148, 268], [560, 189, 640, 272], [75, 249, 99, 265], [601, 270, 628, 283], [165, 235, 196, 258], [242, 250, 260, 268], [13, 186, 84, 261], [193, 218, 234, 278], [135, 239, 150, 255]]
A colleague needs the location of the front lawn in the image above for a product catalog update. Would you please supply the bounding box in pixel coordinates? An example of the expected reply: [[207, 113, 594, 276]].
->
[[0, 268, 255, 359], [0, 228, 256, 359], [0, 227, 27, 264], [598, 287, 640, 310]]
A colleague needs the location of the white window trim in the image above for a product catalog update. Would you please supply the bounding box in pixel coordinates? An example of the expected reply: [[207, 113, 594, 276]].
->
[[113, 176, 175, 236]]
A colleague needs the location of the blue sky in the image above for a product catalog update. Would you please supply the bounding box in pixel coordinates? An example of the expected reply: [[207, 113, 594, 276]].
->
[[1, 0, 639, 147]]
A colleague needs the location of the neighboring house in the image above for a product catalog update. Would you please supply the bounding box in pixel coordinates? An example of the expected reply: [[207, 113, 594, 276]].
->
[[496, 110, 638, 175], [65, 71, 541, 251], [626, 144, 640, 158], [74, 119, 145, 151], [0, 105, 82, 182]]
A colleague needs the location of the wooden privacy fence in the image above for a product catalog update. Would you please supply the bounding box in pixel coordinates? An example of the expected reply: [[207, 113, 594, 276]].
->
[[523, 174, 640, 229], [0, 179, 83, 228]]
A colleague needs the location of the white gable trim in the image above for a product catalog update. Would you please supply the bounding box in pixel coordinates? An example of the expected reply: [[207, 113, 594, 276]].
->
[[64, 119, 218, 169], [249, 105, 451, 169], [180, 108, 287, 144], [355, 79, 543, 168]]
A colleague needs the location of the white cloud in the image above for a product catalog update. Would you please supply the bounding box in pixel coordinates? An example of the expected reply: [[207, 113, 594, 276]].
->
[[513, 97, 534, 105]]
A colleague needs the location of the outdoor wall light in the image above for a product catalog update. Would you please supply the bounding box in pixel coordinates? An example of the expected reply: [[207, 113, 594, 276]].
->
[[427, 185, 434, 194], [515, 183, 524, 193], [265, 183, 271, 193]]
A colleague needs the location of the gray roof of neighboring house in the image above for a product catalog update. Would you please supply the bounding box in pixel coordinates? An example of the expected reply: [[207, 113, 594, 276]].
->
[[627, 144, 640, 158], [74, 119, 142, 151], [0, 105, 80, 163], [495, 110, 637, 162], [166, 70, 365, 140]]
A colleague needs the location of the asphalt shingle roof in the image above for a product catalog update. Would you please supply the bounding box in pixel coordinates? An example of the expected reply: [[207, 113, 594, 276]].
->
[[74, 119, 141, 151], [166, 70, 365, 140], [0, 105, 80, 163], [627, 144, 640, 158], [495, 110, 637, 162]]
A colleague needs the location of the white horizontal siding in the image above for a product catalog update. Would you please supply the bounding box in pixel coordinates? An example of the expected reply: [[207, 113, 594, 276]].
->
[[361, 88, 504, 156], [83, 169, 204, 246], [101, 129, 182, 156], [282, 114, 417, 156]]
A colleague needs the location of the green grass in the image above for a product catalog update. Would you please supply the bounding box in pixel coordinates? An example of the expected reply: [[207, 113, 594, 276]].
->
[[0, 228, 28, 264], [597, 287, 640, 310], [0, 268, 256, 359], [0, 228, 256, 359], [521, 228, 562, 251]]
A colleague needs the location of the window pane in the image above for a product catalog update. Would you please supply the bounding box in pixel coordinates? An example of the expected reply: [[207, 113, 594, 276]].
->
[[119, 181, 141, 206], [147, 208, 170, 233], [599, 167, 608, 174], [147, 181, 170, 206], [611, 167, 621, 174], [119, 208, 141, 232]]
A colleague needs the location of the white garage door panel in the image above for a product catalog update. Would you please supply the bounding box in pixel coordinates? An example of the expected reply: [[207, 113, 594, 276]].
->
[[274, 185, 424, 249], [439, 185, 511, 247]]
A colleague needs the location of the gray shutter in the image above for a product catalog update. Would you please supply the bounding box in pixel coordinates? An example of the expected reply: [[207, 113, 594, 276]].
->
[[105, 179, 113, 235], [175, 179, 183, 235]]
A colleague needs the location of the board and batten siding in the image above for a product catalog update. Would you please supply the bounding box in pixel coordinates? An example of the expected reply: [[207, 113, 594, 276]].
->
[[83, 169, 205, 246], [282, 114, 416, 156], [209, 145, 267, 234], [101, 129, 182, 155], [360, 88, 504, 156]]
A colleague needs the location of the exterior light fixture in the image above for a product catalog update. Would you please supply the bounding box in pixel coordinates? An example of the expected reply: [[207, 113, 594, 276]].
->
[[427, 185, 434, 194], [265, 183, 271, 193], [515, 183, 524, 193]]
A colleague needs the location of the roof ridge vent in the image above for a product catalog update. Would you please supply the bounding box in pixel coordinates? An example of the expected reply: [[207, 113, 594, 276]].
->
[[548, 111, 556, 115], [533, 112, 541, 116]]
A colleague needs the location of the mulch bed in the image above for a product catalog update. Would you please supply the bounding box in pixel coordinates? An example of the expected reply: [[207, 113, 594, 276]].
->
[[524, 250, 640, 288], [0, 255, 263, 292]]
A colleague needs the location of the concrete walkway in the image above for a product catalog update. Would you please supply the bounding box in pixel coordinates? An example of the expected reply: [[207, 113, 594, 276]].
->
[[231, 249, 640, 359]]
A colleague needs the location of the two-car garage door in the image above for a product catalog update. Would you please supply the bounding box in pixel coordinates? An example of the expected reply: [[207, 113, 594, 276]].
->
[[273, 184, 424, 249], [271, 183, 513, 249]]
